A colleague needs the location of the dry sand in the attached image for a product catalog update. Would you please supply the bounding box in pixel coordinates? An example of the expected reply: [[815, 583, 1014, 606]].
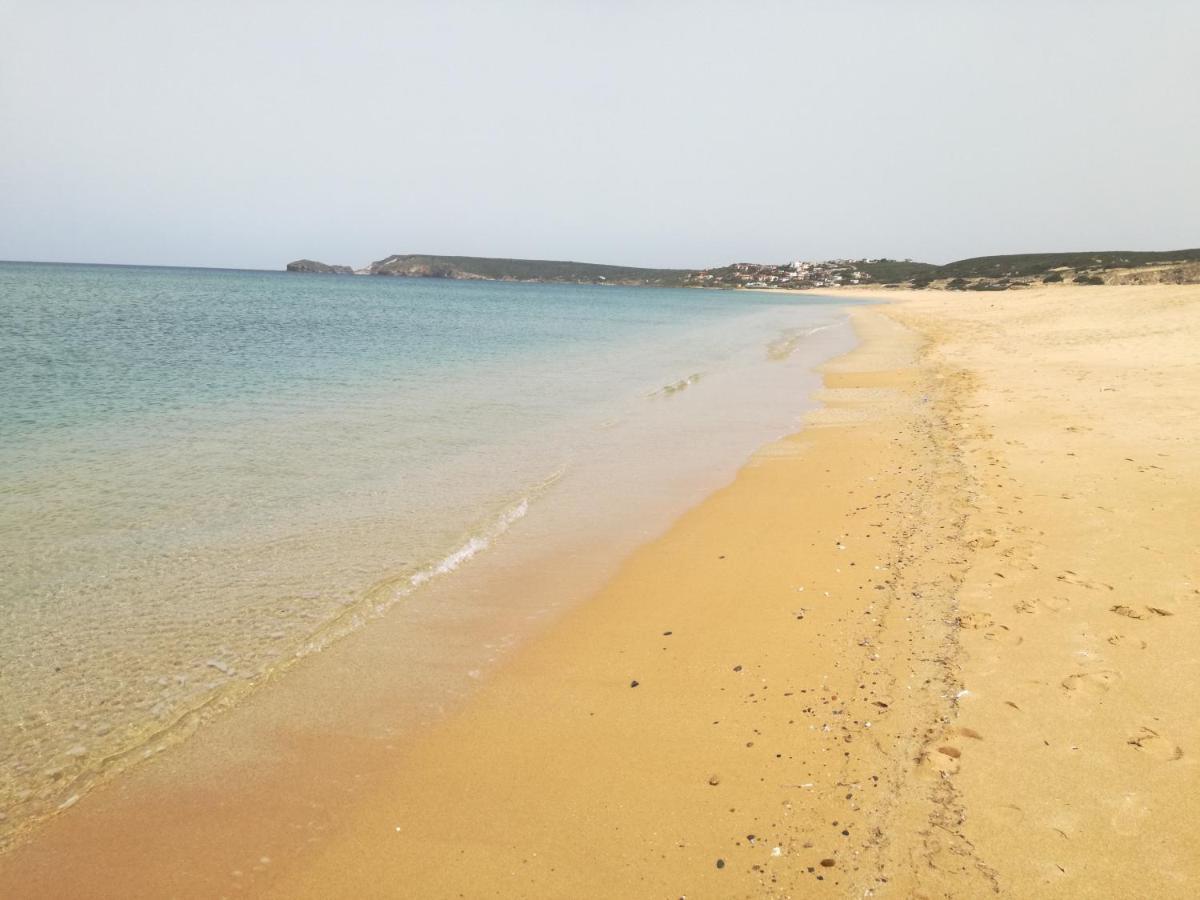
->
[[271, 284, 1199, 898], [1, 284, 1196, 897]]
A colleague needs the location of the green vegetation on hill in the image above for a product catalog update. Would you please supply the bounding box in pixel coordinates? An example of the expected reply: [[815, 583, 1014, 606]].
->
[[854, 259, 940, 283], [936, 249, 1200, 279], [370, 254, 691, 285], [286, 248, 1200, 291]]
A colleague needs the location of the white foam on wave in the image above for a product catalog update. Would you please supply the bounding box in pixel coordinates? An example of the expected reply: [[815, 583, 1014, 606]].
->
[[409, 498, 529, 588], [648, 372, 704, 399], [767, 319, 847, 360]]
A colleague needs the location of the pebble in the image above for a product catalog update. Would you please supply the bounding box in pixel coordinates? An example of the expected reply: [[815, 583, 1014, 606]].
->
[[715, 858, 726, 869], [820, 858, 836, 867], [630, 680, 639, 688], [708, 774, 721, 786]]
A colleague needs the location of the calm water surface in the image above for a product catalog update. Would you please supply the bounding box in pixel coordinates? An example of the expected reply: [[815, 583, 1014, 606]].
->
[[0, 261, 855, 842]]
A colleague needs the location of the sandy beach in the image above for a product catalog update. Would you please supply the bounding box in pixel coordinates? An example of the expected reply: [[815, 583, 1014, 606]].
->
[[1, 284, 1197, 898], [266, 284, 1200, 898]]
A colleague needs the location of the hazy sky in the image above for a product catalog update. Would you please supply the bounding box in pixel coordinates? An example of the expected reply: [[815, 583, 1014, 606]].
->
[[2, 1, 1197, 270]]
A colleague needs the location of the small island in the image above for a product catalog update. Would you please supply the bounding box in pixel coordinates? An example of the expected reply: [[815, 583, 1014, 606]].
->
[[285, 259, 354, 275]]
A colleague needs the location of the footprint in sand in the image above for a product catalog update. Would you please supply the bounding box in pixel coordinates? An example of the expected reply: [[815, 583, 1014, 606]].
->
[[1060, 670, 1121, 694], [1111, 792, 1150, 837], [982, 625, 1024, 646], [1014, 597, 1070, 615], [1058, 572, 1114, 592], [1106, 633, 1148, 650], [957, 609, 1004, 631], [1126, 727, 1183, 761], [924, 744, 963, 776], [998, 545, 1040, 571], [1111, 605, 1173, 620], [965, 533, 998, 551]]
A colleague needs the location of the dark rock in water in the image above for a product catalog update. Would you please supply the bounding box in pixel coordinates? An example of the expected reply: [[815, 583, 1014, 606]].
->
[[285, 259, 353, 275]]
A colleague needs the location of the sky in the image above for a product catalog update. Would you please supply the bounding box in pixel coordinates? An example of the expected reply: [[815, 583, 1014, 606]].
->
[[2, 1, 1197, 270]]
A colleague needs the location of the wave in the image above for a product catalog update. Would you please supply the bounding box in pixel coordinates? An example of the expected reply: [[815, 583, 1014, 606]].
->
[[648, 372, 703, 398], [307, 466, 564, 643], [409, 497, 529, 588], [0, 468, 563, 854], [766, 322, 840, 361]]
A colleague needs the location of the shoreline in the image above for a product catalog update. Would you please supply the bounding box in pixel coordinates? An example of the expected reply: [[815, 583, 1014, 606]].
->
[[2, 285, 1197, 896], [0, 300, 862, 894], [0, 281, 855, 856], [261, 302, 955, 897]]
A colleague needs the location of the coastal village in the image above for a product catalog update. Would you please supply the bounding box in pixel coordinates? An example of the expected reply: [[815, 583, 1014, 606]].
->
[[681, 259, 872, 290]]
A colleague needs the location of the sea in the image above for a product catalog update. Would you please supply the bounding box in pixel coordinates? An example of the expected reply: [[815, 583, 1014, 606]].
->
[[0, 260, 857, 843]]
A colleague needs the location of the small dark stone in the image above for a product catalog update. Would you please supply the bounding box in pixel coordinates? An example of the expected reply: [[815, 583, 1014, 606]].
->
[[716, 859, 725, 869], [733, 665, 742, 672], [662, 631, 672, 636], [820, 858, 836, 867], [630, 680, 639, 688]]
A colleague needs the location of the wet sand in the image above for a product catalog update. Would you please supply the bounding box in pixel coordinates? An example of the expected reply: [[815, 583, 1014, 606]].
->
[[269, 283, 1200, 897], [1, 285, 1197, 897]]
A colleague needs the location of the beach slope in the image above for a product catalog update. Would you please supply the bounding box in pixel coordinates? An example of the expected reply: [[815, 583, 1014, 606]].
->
[[271, 284, 1199, 898], [0, 285, 1196, 898]]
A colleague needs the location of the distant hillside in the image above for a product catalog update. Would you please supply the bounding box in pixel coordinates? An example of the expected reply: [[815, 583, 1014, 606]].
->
[[368, 254, 692, 285], [937, 249, 1200, 280], [282, 248, 1200, 292], [855, 259, 941, 283]]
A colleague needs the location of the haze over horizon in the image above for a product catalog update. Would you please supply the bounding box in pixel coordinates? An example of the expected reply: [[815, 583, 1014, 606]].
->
[[2, 1, 1197, 271]]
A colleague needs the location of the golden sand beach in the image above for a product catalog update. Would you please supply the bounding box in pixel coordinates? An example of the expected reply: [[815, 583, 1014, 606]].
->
[[1, 284, 1196, 898]]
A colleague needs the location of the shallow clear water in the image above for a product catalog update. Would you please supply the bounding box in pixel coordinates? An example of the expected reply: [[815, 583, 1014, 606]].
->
[[0, 261, 854, 839]]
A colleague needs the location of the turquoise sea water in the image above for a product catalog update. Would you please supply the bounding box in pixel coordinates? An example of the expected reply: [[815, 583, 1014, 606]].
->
[[0, 261, 855, 840]]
